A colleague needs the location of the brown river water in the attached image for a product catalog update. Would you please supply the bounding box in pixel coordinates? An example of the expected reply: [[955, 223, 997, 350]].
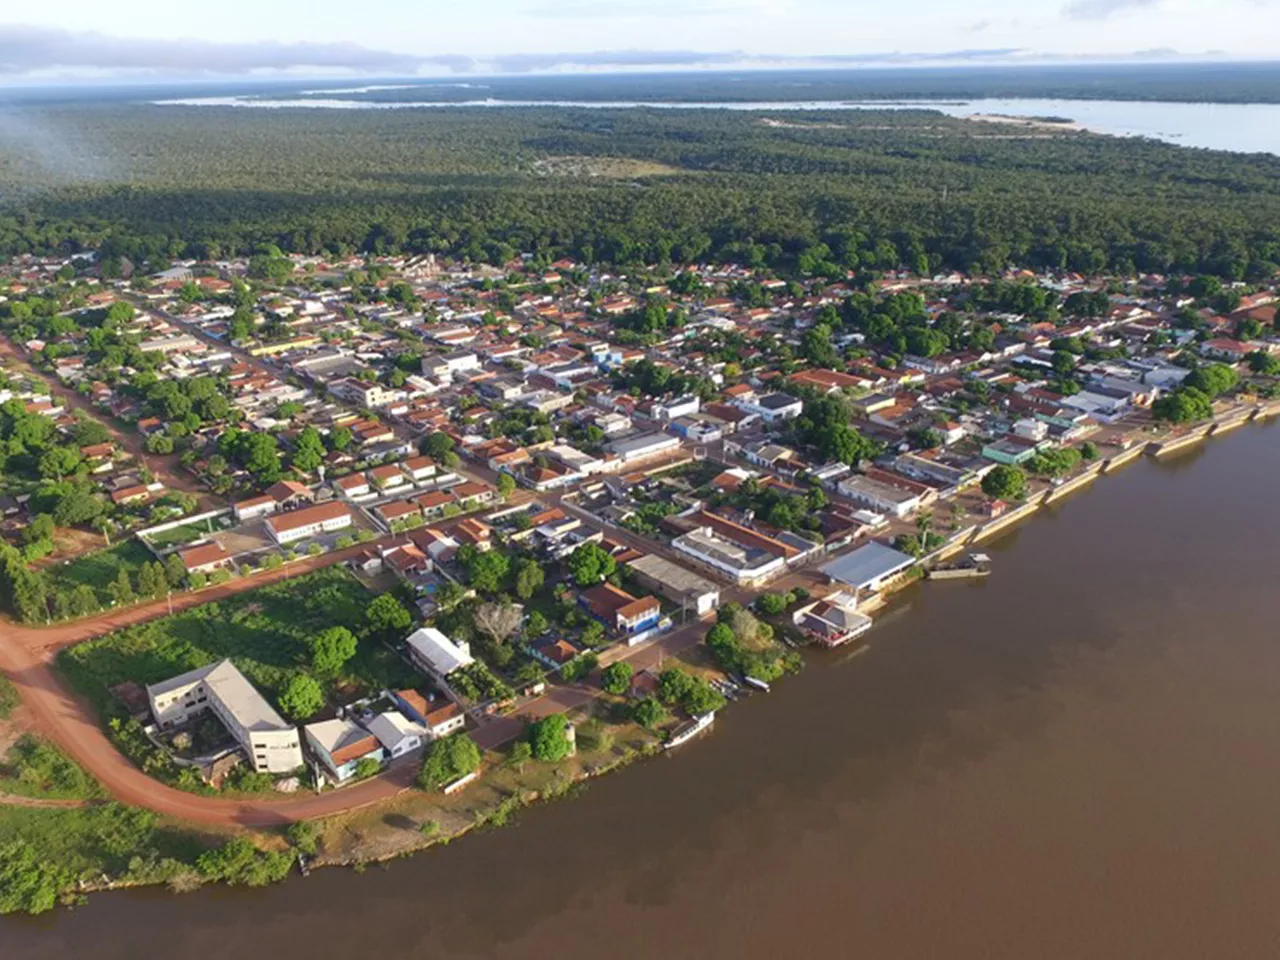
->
[[6, 422, 1280, 959]]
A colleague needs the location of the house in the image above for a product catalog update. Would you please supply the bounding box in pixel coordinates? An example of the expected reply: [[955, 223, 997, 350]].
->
[[451, 481, 496, 510], [981, 437, 1041, 466], [652, 395, 701, 422], [736, 392, 804, 423], [147, 660, 303, 774], [393, 690, 467, 739], [580, 582, 663, 639], [335, 473, 372, 499], [178, 541, 233, 575], [793, 592, 873, 648], [405, 627, 474, 681], [365, 711, 426, 760], [264, 501, 354, 545], [401, 456, 437, 482], [233, 493, 277, 522], [265, 480, 314, 509], [369, 464, 410, 491], [304, 718, 385, 784]]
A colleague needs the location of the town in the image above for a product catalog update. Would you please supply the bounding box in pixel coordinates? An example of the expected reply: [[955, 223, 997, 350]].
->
[[1, 243, 1277, 905]]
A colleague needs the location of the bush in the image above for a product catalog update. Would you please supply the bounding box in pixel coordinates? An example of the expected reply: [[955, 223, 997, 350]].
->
[[286, 821, 319, 856], [632, 697, 670, 730], [418, 732, 481, 790], [756, 592, 789, 616], [0, 735, 101, 800], [0, 675, 17, 720], [196, 837, 293, 887]]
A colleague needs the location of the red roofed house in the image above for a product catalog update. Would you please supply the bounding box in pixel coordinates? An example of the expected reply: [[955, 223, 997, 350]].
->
[[265, 501, 354, 545]]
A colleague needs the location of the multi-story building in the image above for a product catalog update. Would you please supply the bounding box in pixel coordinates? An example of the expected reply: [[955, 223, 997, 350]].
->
[[147, 660, 303, 774]]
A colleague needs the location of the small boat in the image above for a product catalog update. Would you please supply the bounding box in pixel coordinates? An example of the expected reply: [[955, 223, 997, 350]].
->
[[742, 676, 772, 694], [665, 711, 716, 750]]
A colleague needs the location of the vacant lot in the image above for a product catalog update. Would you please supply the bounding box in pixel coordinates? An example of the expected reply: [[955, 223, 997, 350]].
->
[[46, 539, 154, 593], [59, 567, 417, 719]]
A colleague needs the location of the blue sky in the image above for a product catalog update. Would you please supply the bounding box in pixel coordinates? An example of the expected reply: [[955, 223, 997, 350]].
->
[[0, 0, 1274, 80]]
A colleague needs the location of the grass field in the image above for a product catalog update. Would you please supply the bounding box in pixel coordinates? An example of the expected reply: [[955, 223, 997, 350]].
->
[[46, 539, 155, 593], [141, 520, 224, 551], [58, 566, 418, 719], [0, 735, 103, 801]]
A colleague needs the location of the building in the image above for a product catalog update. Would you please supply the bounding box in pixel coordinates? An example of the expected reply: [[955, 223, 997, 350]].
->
[[304, 718, 384, 784], [365, 711, 426, 760], [264, 501, 354, 545], [736, 391, 804, 423], [837, 473, 924, 519], [233, 493, 277, 523], [580, 582, 662, 639], [793, 592, 874, 648], [147, 660, 303, 774], [625, 553, 721, 617], [820, 541, 918, 597], [405, 627, 474, 681], [393, 690, 467, 739], [609, 432, 681, 465], [178, 541, 233, 575], [672, 521, 789, 587]]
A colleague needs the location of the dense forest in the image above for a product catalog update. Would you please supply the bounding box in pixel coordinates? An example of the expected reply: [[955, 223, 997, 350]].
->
[[3, 100, 1280, 277]]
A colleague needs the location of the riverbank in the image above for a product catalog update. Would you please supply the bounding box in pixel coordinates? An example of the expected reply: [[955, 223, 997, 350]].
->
[[4, 396, 1276, 914]]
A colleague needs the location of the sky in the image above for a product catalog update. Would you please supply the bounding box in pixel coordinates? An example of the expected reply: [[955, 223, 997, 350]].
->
[[0, 0, 1277, 82]]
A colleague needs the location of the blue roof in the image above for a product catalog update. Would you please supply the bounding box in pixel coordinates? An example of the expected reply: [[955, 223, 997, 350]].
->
[[821, 541, 917, 589]]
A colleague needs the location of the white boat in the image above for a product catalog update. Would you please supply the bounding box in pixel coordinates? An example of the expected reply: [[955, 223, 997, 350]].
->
[[742, 676, 772, 693], [665, 711, 716, 750]]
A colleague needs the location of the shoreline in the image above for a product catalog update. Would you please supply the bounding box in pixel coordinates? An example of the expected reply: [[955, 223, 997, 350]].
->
[[6, 396, 1278, 911]]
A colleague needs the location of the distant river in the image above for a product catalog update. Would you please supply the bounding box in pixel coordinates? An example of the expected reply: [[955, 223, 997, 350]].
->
[[8, 420, 1280, 957], [152, 93, 1280, 154]]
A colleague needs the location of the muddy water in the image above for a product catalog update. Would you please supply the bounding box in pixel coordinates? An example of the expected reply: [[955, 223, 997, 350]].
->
[[6, 423, 1280, 959]]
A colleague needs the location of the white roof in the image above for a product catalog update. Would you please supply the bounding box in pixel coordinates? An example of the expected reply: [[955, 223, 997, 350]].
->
[[405, 627, 473, 675], [366, 711, 426, 750], [305, 717, 372, 755], [147, 659, 292, 733]]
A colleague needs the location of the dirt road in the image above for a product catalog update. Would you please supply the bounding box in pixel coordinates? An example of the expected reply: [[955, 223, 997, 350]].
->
[[0, 336, 221, 512]]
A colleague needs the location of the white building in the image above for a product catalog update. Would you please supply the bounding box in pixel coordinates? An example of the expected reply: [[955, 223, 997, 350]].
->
[[265, 501, 354, 545], [735, 392, 804, 423], [366, 711, 426, 760], [147, 660, 303, 774], [837, 474, 923, 520], [609, 432, 681, 465], [405, 627, 474, 681]]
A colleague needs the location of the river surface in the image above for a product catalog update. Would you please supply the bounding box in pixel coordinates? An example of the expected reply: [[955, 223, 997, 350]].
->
[[151, 94, 1280, 154], [5, 422, 1280, 956]]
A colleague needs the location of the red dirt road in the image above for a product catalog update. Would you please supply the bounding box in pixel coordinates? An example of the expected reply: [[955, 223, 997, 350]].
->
[[0, 541, 423, 827]]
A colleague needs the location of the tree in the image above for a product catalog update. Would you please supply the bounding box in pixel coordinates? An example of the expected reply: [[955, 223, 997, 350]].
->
[[1153, 387, 1214, 423], [525, 609, 550, 636], [513, 558, 544, 601], [601, 661, 633, 695], [474, 602, 524, 645], [580, 620, 607, 648], [1248, 350, 1280, 376], [0, 838, 71, 915], [568, 542, 616, 587], [506, 740, 533, 771], [466, 549, 511, 594], [418, 732, 481, 790], [365, 593, 412, 636], [22, 513, 54, 546], [1183, 362, 1239, 399], [278, 674, 325, 721], [196, 837, 293, 887], [291, 426, 326, 473], [529, 713, 573, 762], [107, 568, 136, 606], [632, 697, 670, 730], [657, 667, 696, 707], [286, 821, 319, 856], [496, 472, 516, 499], [164, 552, 188, 588], [422, 431, 455, 463], [37, 446, 82, 480], [982, 464, 1028, 501], [306, 626, 358, 678], [756, 593, 788, 616], [136, 561, 168, 598]]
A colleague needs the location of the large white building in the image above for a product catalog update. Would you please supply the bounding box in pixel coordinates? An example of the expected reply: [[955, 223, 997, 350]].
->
[[264, 501, 354, 545], [147, 660, 303, 774]]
